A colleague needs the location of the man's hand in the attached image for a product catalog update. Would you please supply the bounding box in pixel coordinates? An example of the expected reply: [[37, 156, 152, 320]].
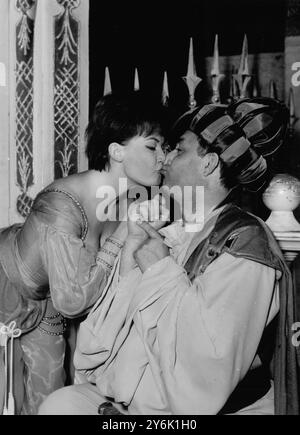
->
[[134, 222, 170, 273]]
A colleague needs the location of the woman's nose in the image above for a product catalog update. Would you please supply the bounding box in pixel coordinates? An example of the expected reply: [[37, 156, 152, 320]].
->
[[156, 147, 166, 164]]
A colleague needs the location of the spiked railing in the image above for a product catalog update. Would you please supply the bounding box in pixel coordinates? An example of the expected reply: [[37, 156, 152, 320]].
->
[[233, 34, 252, 99], [103, 66, 112, 95], [210, 35, 225, 104], [102, 37, 296, 142], [182, 38, 202, 110], [162, 70, 169, 106], [134, 68, 140, 91]]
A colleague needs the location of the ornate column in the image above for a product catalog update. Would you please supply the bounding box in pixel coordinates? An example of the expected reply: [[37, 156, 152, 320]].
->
[[7, 0, 89, 224], [0, 0, 10, 227], [9, 0, 36, 222], [32, 0, 89, 188], [53, 0, 88, 179]]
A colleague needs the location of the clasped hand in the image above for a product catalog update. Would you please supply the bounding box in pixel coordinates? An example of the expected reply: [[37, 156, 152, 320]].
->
[[127, 196, 170, 273]]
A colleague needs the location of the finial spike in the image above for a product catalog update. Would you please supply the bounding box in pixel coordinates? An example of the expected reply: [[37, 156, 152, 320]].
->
[[234, 77, 240, 99], [252, 77, 259, 97], [211, 34, 220, 76], [182, 37, 202, 109], [289, 87, 295, 118], [238, 34, 249, 76], [187, 37, 196, 77], [103, 66, 112, 95], [228, 68, 235, 99], [269, 80, 277, 99], [288, 87, 297, 138], [162, 71, 169, 106], [134, 68, 140, 91], [234, 35, 251, 99], [211, 34, 224, 103]]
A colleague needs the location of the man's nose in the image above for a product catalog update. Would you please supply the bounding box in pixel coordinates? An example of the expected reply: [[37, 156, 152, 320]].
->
[[164, 149, 178, 166]]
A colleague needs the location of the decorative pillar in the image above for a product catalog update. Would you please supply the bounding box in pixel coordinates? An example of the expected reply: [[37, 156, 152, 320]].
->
[[9, 0, 36, 223], [54, 0, 86, 179], [7, 0, 89, 224], [0, 0, 10, 227]]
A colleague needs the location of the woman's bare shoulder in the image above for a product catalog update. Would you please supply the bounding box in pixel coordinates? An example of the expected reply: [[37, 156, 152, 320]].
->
[[45, 171, 91, 197]]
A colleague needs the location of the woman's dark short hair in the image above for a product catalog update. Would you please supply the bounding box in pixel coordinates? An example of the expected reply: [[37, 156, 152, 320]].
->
[[85, 91, 169, 171]]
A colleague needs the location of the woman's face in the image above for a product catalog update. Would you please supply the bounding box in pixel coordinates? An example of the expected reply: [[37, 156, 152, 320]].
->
[[122, 132, 166, 186]]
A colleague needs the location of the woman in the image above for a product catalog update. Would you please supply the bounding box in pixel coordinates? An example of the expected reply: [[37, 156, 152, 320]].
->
[[0, 91, 168, 415]]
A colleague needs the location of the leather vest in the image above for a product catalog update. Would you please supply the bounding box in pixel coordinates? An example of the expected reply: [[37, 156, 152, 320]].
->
[[185, 203, 284, 280]]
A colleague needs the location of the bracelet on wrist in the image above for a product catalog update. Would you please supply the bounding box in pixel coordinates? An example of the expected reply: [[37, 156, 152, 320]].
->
[[99, 248, 118, 258], [106, 237, 124, 249], [96, 256, 114, 272]]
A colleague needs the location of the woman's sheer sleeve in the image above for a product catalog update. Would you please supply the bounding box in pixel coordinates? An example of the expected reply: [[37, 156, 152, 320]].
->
[[39, 224, 108, 318], [17, 190, 110, 318]]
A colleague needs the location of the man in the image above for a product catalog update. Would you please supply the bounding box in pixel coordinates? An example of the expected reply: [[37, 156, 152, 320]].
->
[[40, 99, 299, 415]]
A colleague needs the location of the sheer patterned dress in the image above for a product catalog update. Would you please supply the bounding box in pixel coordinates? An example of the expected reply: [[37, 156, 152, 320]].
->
[[0, 189, 109, 415]]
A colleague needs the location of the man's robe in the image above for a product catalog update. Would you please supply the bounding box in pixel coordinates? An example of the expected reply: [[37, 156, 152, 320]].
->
[[74, 204, 299, 415]]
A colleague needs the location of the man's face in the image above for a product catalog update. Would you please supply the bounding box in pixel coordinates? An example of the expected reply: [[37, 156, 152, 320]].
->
[[162, 130, 204, 190]]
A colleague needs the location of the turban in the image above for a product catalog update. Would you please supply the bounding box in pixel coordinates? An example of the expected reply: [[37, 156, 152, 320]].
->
[[170, 98, 288, 192]]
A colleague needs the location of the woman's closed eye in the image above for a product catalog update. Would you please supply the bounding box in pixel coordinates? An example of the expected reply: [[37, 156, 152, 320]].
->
[[146, 139, 160, 151]]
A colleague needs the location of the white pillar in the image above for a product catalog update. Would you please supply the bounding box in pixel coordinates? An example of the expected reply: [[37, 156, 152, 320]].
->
[[75, 0, 89, 173]]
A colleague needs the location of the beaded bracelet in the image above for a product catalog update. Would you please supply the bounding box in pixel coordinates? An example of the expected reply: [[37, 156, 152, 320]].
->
[[97, 256, 114, 271], [106, 237, 124, 249], [38, 315, 67, 336], [99, 248, 118, 258], [38, 325, 65, 337]]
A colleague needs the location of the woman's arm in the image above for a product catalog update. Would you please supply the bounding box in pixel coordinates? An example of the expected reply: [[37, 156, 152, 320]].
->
[[18, 190, 122, 318]]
